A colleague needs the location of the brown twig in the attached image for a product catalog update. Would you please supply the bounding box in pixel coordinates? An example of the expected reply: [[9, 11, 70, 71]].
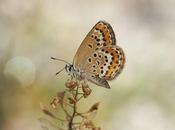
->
[[61, 104, 71, 118], [68, 81, 79, 130], [41, 79, 101, 130]]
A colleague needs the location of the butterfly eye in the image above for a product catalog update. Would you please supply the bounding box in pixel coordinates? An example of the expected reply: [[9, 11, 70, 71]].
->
[[68, 67, 72, 72]]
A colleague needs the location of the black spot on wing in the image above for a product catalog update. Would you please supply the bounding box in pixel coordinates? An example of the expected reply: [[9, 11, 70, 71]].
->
[[88, 44, 92, 48]]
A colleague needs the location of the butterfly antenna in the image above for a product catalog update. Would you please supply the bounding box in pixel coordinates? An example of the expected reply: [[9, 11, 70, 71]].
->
[[50, 57, 70, 64], [55, 67, 65, 75]]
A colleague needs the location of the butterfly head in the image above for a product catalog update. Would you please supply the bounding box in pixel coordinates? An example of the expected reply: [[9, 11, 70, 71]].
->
[[51, 57, 75, 76], [65, 64, 74, 76]]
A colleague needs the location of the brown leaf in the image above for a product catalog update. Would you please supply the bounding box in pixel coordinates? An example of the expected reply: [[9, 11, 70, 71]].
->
[[82, 84, 92, 98], [50, 91, 65, 108]]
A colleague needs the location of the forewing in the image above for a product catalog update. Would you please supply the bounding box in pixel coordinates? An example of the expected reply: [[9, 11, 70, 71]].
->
[[73, 21, 116, 69]]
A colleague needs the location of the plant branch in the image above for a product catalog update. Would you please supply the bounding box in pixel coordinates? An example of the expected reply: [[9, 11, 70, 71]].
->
[[68, 82, 79, 130]]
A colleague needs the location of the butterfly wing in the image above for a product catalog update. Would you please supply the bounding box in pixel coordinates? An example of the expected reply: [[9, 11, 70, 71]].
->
[[82, 46, 125, 88], [73, 21, 116, 70], [73, 21, 125, 88], [86, 74, 110, 88]]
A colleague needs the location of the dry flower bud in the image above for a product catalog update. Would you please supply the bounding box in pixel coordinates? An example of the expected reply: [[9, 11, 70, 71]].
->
[[57, 91, 65, 104], [88, 102, 100, 112], [84, 102, 100, 120], [65, 80, 77, 89], [93, 127, 101, 130], [50, 97, 60, 108], [82, 84, 92, 98], [68, 97, 76, 104], [80, 118, 94, 130], [50, 91, 65, 108], [57, 91, 65, 99], [85, 121, 94, 128]]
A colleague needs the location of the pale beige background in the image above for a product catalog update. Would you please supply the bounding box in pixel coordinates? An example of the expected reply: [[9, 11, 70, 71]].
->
[[0, 0, 175, 130]]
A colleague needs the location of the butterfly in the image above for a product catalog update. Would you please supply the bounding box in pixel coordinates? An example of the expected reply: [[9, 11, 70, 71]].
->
[[52, 21, 125, 89]]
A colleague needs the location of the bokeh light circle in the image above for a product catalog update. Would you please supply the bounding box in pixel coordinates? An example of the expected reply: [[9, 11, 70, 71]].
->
[[4, 56, 36, 87]]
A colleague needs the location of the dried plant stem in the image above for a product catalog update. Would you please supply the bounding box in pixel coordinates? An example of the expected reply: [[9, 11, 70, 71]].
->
[[68, 83, 79, 130], [41, 79, 101, 130], [61, 104, 71, 118]]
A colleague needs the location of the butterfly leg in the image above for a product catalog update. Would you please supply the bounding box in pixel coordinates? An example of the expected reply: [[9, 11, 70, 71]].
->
[[81, 77, 88, 86]]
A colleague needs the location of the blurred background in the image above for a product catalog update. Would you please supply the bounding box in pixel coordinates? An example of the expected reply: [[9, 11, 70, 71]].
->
[[0, 0, 175, 130]]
